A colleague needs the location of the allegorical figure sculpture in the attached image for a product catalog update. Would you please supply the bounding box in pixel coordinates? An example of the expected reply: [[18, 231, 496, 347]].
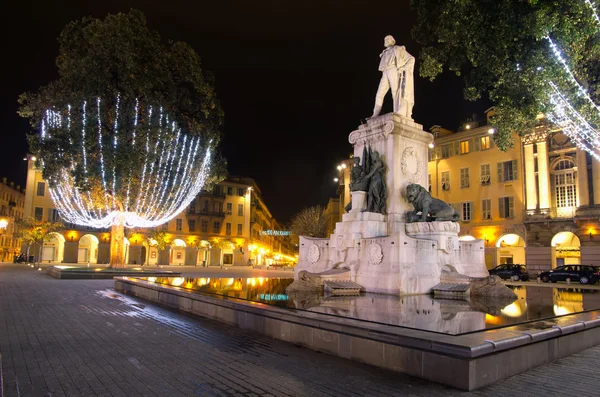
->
[[365, 151, 387, 214], [372, 35, 415, 119], [405, 183, 459, 222], [349, 156, 369, 192]]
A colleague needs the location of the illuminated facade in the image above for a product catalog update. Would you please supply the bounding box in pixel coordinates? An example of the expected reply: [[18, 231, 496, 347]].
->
[[0, 178, 25, 262], [427, 109, 600, 273], [23, 159, 296, 266]]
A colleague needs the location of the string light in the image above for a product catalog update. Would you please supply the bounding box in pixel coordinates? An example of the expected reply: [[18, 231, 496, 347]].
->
[[40, 96, 213, 229]]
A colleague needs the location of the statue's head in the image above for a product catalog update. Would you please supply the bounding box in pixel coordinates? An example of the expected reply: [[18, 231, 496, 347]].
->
[[353, 157, 360, 165], [372, 151, 380, 159], [384, 35, 396, 48], [406, 183, 423, 203]]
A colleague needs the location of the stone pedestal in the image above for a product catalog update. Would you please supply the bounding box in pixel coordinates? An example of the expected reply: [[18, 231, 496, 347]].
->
[[349, 191, 367, 213], [349, 113, 432, 234]]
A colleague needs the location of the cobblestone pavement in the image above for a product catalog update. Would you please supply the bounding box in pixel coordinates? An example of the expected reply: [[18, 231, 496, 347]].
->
[[1, 263, 599, 397]]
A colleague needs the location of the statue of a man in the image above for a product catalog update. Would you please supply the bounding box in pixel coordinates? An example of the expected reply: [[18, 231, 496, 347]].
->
[[371, 35, 415, 119]]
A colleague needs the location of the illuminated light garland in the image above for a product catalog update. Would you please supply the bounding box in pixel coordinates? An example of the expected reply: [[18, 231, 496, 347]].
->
[[541, 4, 600, 161], [547, 82, 600, 161], [40, 97, 213, 229]]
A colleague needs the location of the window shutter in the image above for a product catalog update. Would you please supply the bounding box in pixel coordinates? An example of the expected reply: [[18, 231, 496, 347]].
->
[[469, 202, 474, 221], [508, 197, 514, 217], [474, 138, 481, 152], [455, 142, 460, 155], [497, 163, 504, 182], [498, 197, 505, 218], [512, 160, 518, 180]]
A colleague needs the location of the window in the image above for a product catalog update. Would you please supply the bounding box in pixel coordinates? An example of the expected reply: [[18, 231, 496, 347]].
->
[[213, 221, 221, 233], [461, 202, 473, 221], [441, 171, 450, 190], [238, 188, 245, 197], [554, 159, 577, 208], [188, 220, 196, 232], [176, 219, 182, 231], [480, 164, 491, 185], [237, 224, 243, 236], [238, 204, 244, 216], [162, 223, 168, 231], [441, 145, 451, 158], [223, 253, 233, 265], [48, 209, 60, 222], [482, 199, 491, 220], [34, 207, 43, 221], [498, 196, 515, 218], [189, 200, 196, 213], [214, 186, 221, 196], [214, 201, 222, 213], [201, 220, 208, 233], [480, 136, 491, 150], [497, 160, 518, 182], [226, 202, 232, 214], [225, 223, 231, 235], [460, 140, 469, 154], [460, 168, 470, 188], [36, 182, 45, 197], [428, 174, 432, 193], [203, 200, 209, 211], [227, 186, 233, 195]]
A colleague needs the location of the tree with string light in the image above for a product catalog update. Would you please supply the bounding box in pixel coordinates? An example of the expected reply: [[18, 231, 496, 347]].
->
[[18, 10, 226, 268], [411, 0, 600, 159]]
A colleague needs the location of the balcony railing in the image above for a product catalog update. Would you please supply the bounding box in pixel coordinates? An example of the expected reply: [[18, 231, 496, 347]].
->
[[523, 207, 577, 222], [187, 208, 226, 218]]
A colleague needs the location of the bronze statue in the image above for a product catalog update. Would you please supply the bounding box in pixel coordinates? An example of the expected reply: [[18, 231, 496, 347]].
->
[[349, 157, 369, 192], [405, 183, 459, 222], [365, 151, 387, 214]]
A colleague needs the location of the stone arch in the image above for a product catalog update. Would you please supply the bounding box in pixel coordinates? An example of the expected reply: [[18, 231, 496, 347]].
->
[[170, 239, 186, 265], [495, 233, 526, 266], [143, 239, 159, 266], [42, 232, 65, 263], [78, 234, 99, 264], [551, 231, 580, 268]]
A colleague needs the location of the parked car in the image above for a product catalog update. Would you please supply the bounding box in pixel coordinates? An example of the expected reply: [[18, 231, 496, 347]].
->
[[539, 265, 600, 285], [489, 264, 530, 281]]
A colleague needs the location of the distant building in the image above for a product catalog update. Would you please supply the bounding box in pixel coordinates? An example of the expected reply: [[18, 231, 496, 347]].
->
[[23, 157, 296, 266], [427, 108, 600, 272], [0, 177, 25, 262]]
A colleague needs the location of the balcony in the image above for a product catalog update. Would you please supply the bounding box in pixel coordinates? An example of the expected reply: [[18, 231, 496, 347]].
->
[[523, 207, 577, 222], [187, 208, 226, 218]]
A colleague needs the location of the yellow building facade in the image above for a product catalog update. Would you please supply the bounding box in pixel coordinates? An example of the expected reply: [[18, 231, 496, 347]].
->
[[0, 177, 25, 262], [428, 114, 526, 269], [428, 110, 600, 273], [23, 157, 296, 266]]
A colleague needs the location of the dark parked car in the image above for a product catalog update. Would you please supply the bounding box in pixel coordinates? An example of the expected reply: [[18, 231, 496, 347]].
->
[[539, 265, 600, 285], [489, 264, 530, 281]]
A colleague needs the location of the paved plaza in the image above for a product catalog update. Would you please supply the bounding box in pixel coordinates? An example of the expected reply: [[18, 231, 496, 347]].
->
[[1, 263, 599, 397]]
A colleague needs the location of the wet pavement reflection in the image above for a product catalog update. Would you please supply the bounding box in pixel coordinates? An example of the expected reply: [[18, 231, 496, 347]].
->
[[141, 277, 600, 335]]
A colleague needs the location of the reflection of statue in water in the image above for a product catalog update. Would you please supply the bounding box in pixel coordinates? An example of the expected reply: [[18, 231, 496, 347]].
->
[[372, 35, 415, 119], [365, 151, 387, 214]]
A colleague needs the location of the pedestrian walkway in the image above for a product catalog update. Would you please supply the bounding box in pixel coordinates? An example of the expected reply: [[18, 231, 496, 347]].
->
[[0, 263, 598, 397]]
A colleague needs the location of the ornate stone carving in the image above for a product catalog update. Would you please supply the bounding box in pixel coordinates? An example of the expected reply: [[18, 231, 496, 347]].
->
[[444, 237, 455, 254], [368, 243, 384, 265], [308, 244, 320, 264], [401, 146, 421, 183], [335, 234, 345, 251], [405, 221, 460, 234]]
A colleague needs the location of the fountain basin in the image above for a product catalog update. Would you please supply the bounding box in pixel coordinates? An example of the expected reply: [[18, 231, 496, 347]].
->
[[115, 276, 600, 390]]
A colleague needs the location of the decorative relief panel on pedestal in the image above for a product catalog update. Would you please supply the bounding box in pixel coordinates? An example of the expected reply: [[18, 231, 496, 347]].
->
[[401, 146, 422, 183], [335, 234, 345, 251], [368, 243, 383, 265], [444, 237, 455, 254], [308, 244, 320, 264]]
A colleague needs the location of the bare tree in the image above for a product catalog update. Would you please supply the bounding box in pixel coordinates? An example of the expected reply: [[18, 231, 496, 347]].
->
[[290, 206, 330, 238]]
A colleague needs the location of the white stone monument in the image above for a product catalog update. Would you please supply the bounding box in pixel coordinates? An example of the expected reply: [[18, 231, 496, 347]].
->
[[289, 36, 505, 297]]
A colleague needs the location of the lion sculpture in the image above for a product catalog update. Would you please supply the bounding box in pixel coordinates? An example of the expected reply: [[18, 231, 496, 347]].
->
[[405, 183, 459, 222]]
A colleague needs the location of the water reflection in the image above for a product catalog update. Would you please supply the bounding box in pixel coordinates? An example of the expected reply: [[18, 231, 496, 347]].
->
[[141, 277, 600, 335]]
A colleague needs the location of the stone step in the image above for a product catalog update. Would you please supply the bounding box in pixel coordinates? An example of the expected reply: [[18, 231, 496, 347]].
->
[[324, 280, 363, 296]]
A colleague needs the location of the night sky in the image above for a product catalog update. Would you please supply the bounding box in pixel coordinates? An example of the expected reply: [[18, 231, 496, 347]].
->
[[2, 0, 490, 223]]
